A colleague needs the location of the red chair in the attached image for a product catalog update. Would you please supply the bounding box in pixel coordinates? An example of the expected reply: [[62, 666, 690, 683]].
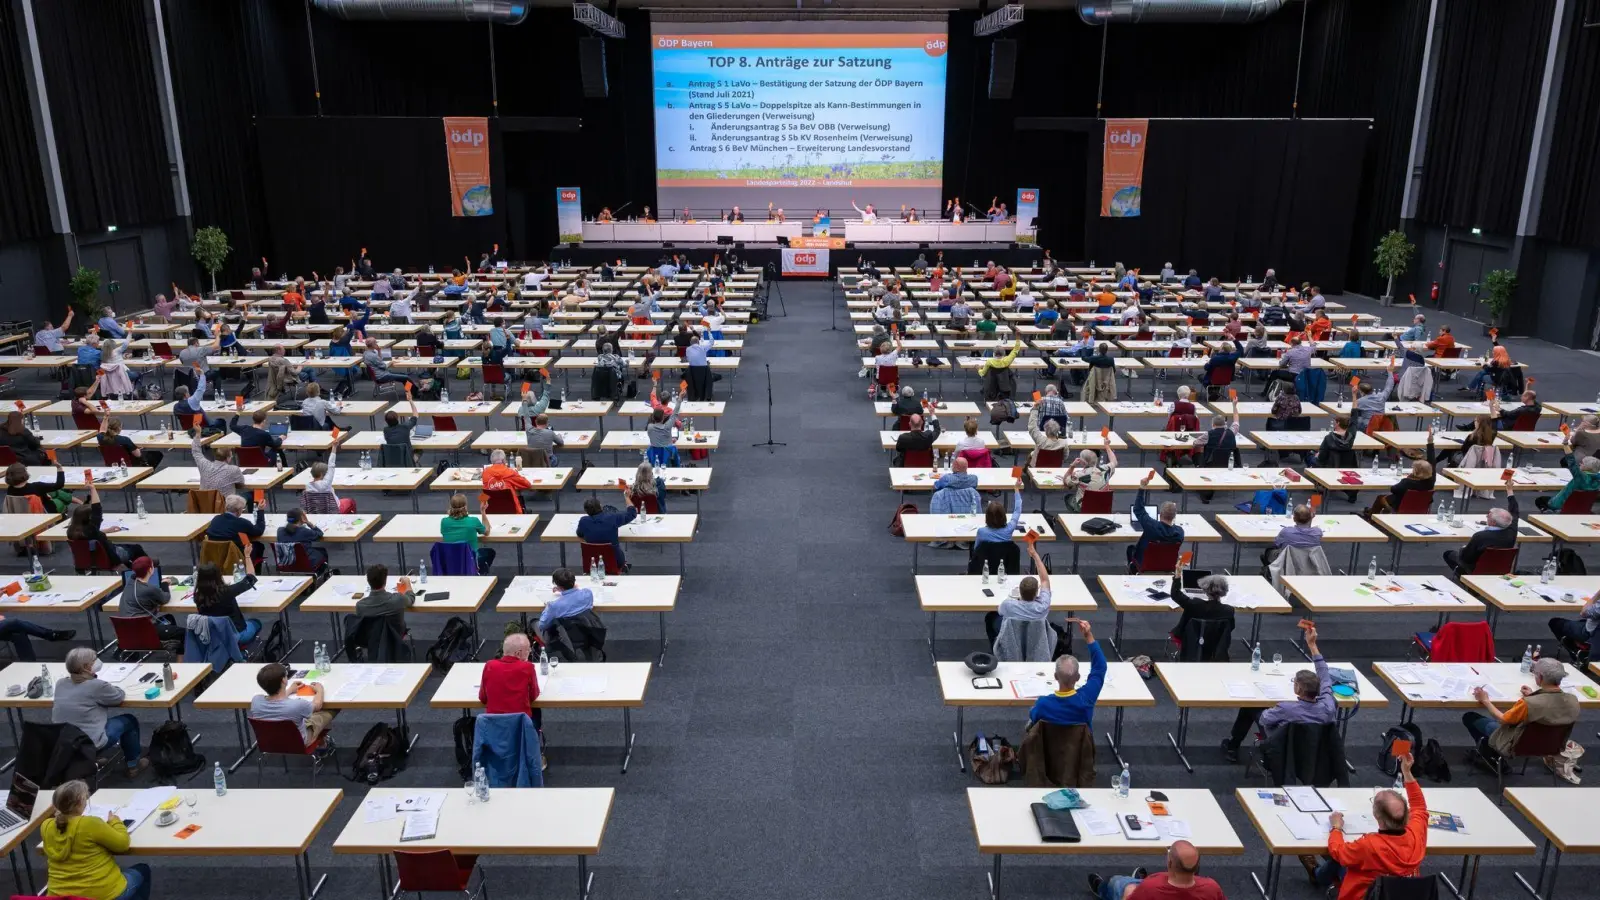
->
[[1509, 412, 1540, 431], [72, 412, 101, 431], [1396, 489, 1434, 514], [1139, 541, 1182, 574], [1080, 489, 1114, 514], [902, 448, 933, 468], [68, 540, 117, 574], [630, 491, 661, 514], [1033, 448, 1065, 468], [1470, 546, 1520, 576], [246, 717, 335, 784], [236, 447, 271, 467], [1205, 363, 1235, 400], [1412, 620, 1496, 662], [0, 447, 15, 467], [1166, 346, 1186, 359], [894, 415, 914, 432], [483, 489, 522, 515], [1438, 347, 1462, 359], [580, 541, 621, 575], [875, 365, 899, 394], [150, 341, 176, 360], [1132, 330, 1153, 342], [432, 416, 458, 431], [98, 443, 133, 467], [175, 413, 198, 431], [1556, 490, 1597, 514], [275, 543, 324, 577], [482, 364, 508, 397], [392, 849, 488, 900], [31, 344, 51, 356], [957, 447, 993, 468], [108, 615, 172, 662]]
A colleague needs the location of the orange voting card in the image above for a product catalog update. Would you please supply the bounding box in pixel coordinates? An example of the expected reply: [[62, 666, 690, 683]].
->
[[253, 490, 266, 505], [174, 825, 202, 840], [1307, 494, 1323, 510], [1010, 466, 1024, 480], [330, 426, 342, 441], [1178, 551, 1194, 567], [1100, 426, 1110, 439], [1031, 390, 1041, 403], [234, 395, 245, 410], [1227, 388, 1238, 402], [44, 450, 57, 464], [520, 382, 531, 395]]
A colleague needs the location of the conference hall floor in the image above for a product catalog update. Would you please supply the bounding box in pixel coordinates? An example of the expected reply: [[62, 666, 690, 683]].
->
[[21, 283, 1600, 900]]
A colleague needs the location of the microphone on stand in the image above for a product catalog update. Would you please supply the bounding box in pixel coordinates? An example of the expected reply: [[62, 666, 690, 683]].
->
[[614, 201, 634, 221]]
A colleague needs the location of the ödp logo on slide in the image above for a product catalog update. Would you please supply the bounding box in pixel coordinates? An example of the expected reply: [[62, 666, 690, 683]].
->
[[1020, 191, 1036, 202], [924, 37, 947, 57], [449, 125, 485, 147], [1107, 127, 1143, 149], [560, 190, 578, 202], [793, 252, 818, 265]]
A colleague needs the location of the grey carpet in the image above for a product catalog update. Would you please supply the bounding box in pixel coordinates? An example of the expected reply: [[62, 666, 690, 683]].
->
[[15, 284, 1600, 900]]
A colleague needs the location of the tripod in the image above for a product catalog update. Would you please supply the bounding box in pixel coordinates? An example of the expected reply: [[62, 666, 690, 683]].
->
[[751, 363, 786, 452], [762, 264, 787, 318], [823, 275, 840, 332]]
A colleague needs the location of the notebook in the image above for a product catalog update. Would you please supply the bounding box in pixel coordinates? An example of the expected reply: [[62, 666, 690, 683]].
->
[[1030, 803, 1082, 843]]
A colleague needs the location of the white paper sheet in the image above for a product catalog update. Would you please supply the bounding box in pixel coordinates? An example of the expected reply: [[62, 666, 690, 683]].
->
[[362, 797, 397, 824], [1157, 818, 1192, 840], [1225, 682, 1257, 699], [554, 676, 609, 695], [97, 664, 139, 684], [399, 810, 439, 842], [395, 792, 446, 813], [1285, 786, 1330, 813], [1073, 809, 1120, 836], [1257, 682, 1293, 701], [1278, 810, 1323, 842], [1010, 678, 1056, 699]]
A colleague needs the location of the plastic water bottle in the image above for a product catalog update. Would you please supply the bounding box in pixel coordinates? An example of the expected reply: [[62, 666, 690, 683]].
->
[[1541, 557, 1556, 584], [1367, 556, 1378, 579], [538, 646, 550, 676], [134, 495, 147, 519], [1391, 457, 1401, 474], [1228, 453, 1235, 470], [1116, 763, 1131, 799], [1251, 642, 1262, 671], [996, 560, 1007, 584], [981, 561, 991, 585], [419, 560, 429, 585], [213, 762, 227, 796], [30, 554, 41, 576], [474, 765, 491, 802], [232, 560, 244, 582], [1371, 455, 1379, 472], [39, 664, 51, 698], [1520, 645, 1534, 674], [440, 385, 450, 403], [1507, 452, 1517, 471]]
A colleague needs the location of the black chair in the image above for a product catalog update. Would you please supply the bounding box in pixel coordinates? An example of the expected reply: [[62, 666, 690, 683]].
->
[[543, 610, 607, 662], [967, 540, 1021, 576], [379, 443, 413, 467], [343, 612, 412, 663], [1366, 874, 1442, 900], [1172, 617, 1233, 662], [1254, 721, 1351, 787]]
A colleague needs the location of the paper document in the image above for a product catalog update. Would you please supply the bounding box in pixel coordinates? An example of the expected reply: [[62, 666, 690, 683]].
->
[[1257, 682, 1292, 701], [554, 676, 609, 695], [1157, 819, 1192, 840], [1277, 810, 1323, 842], [362, 797, 397, 824], [1073, 809, 1120, 836], [1285, 786, 1331, 813], [1225, 682, 1257, 699], [375, 667, 409, 686], [395, 792, 446, 813], [97, 664, 139, 684], [116, 786, 178, 831], [1010, 678, 1056, 699], [399, 810, 439, 842]]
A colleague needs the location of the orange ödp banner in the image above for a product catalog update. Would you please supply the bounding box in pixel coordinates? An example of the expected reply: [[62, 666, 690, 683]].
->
[[1100, 118, 1148, 217], [443, 117, 494, 217]]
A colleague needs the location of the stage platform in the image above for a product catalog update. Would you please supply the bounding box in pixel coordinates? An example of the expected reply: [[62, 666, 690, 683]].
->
[[552, 242, 1047, 276]]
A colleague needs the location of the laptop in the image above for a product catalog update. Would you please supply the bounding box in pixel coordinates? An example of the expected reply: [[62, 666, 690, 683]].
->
[[0, 772, 40, 833], [1180, 569, 1214, 591]]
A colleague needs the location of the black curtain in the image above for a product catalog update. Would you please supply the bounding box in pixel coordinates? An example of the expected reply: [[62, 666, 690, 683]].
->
[[0, 0, 50, 243], [1298, 0, 1431, 295], [310, 14, 491, 117], [32, 0, 175, 232], [1418, 0, 1556, 234], [1100, 14, 1305, 117], [1088, 120, 1369, 292], [1539, 4, 1600, 248], [257, 116, 507, 275]]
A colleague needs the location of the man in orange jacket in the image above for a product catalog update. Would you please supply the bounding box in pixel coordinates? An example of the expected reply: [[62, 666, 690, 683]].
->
[[1309, 752, 1427, 899], [482, 449, 533, 512]]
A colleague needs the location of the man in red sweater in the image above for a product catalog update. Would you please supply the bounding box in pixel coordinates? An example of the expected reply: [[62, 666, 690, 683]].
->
[[1311, 752, 1427, 900], [479, 632, 541, 733], [1088, 840, 1224, 899]]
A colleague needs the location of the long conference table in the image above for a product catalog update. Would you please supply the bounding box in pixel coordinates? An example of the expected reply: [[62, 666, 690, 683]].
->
[[581, 222, 802, 242]]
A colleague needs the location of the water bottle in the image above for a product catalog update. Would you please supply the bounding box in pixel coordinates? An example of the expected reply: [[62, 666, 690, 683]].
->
[[428, 264, 435, 274], [1367, 556, 1379, 579], [1391, 457, 1401, 474], [1227, 453, 1235, 470], [1533, 644, 1543, 662], [1371, 455, 1379, 472], [40, 664, 51, 698], [419, 560, 429, 585], [30, 554, 41, 576], [1116, 763, 1130, 799], [981, 561, 991, 585], [996, 560, 1007, 584], [213, 762, 227, 796], [539, 646, 550, 676], [1251, 642, 1262, 671], [1541, 557, 1556, 584], [135, 495, 147, 519], [474, 765, 491, 803], [1507, 452, 1517, 471], [232, 560, 244, 582], [1520, 645, 1534, 674], [441, 385, 450, 403], [162, 662, 174, 691]]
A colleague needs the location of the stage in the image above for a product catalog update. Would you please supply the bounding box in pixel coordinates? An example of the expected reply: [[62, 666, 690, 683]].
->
[[550, 241, 1050, 276]]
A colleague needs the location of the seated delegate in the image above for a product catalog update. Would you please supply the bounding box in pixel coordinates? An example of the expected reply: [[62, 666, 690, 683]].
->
[[1028, 619, 1104, 727], [51, 647, 148, 778], [1222, 620, 1331, 763], [577, 491, 640, 571], [41, 780, 151, 900], [251, 661, 336, 749]]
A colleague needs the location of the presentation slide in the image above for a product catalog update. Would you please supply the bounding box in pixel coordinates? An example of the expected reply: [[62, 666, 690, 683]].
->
[[651, 20, 948, 218]]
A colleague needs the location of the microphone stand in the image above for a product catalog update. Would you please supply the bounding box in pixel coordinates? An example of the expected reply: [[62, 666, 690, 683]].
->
[[750, 363, 786, 452]]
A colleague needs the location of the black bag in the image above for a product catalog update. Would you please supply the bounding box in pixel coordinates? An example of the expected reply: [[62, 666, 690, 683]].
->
[[1416, 738, 1451, 783], [453, 715, 476, 781], [889, 502, 918, 537], [349, 722, 409, 785], [148, 721, 206, 779], [425, 616, 475, 673], [1377, 723, 1423, 778], [1552, 548, 1587, 576], [258, 620, 289, 664], [1082, 517, 1119, 535]]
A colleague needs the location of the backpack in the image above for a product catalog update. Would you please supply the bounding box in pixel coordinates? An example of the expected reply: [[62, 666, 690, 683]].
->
[[968, 733, 1016, 784], [258, 620, 289, 664], [1551, 548, 1587, 576], [148, 721, 206, 779], [349, 721, 409, 785], [1416, 737, 1452, 783], [1377, 723, 1423, 778], [425, 617, 475, 673], [889, 502, 918, 537], [453, 715, 477, 781]]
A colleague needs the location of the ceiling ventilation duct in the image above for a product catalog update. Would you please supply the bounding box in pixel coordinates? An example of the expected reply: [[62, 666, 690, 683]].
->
[[312, 0, 529, 24], [1078, 0, 1289, 25]]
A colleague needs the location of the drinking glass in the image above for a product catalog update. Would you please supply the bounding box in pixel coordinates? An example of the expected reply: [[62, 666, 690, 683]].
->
[[1272, 653, 1284, 674]]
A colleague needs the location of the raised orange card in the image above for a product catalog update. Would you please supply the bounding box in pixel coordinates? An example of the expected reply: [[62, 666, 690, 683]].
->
[[477, 492, 490, 506], [1227, 388, 1238, 401], [44, 450, 57, 464], [1010, 466, 1024, 480], [520, 382, 530, 395], [82, 468, 93, 482], [252, 489, 266, 505], [1308, 494, 1323, 510], [1100, 426, 1110, 439], [1178, 551, 1194, 567], [12, 400, 23, 411], [234, 395, 245, 410], [1022, 529, 1039, 545], [330, 426, 342, 441], [1031, 390, 1041, 403]]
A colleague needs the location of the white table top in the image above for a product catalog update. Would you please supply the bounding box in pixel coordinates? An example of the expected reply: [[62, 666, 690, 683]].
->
[[915, 575, 1096, 612], [194, 662, 430, 710], [0, 662, 211, 709], [1029, 467, 1158, 490], [575, 467, 712, 491], [1371, 661, 1597, 709], [1155, 661, 1387, 708], [969, 787, 1245, 855], [298, 576, 495, 615], [332, 787, 613, 855], [1282, 575, 1482, 613], [1057, 510, 1222, 542], [938, 659, 1153, 707], [496, 574, 680, 613], [891, 468, 1021, 491], [340, 431, 475, 451], [1237, 785, 1534, 855], [373, 514, 539, 543], [162, 575, 314, 615], [1304, 467, 1408, 491], [135, 466, 293, 491], [1460, 574, 1599, 612], [90, 787, 342, 855], [1373, 514, 1552, 545], [430, 661, 650, 709], [40, 512, 212, 542], [1214, 514, 1385, 543], [899, 513, 1053, 542], [0, 513, 62, 542], [1446, 467, 1571, 491], [1504, 787, 1600, 853], [1098, 574, 1293, 614], [282, 467, 434, 490], [540, 513, 697, 543], [0, 574, 120, 614], [1527, 515, 1600, 542]]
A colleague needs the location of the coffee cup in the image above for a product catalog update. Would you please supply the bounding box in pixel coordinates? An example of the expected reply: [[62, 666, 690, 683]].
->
[[157, 809, 177, 826]]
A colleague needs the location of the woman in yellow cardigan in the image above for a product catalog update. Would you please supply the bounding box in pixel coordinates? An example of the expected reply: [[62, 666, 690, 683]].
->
[[41, 780, 152, 900]]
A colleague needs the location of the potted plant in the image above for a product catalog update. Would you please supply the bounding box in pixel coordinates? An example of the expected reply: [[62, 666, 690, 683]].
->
[[191, 225, 231, 296], [1373, 230, 1414, 307], [68, 266, 103, 323], [1480, 268, 1516, 332]]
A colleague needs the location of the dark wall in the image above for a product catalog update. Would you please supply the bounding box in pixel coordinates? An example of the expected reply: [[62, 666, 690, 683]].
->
[[1539, 3, 1600, 248], [0, 0, 51, 244]]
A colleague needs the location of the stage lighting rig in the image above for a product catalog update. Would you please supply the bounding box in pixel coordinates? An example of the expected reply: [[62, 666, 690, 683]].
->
[[573, 2, 624, 38], [973, 4, 1023, 37]]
